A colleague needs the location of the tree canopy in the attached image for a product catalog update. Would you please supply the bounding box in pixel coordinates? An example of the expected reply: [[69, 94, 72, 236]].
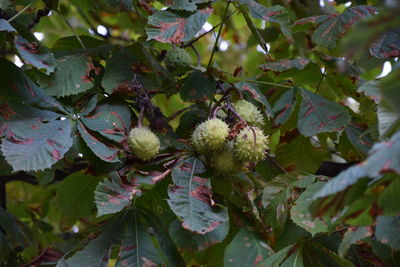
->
[[0, 0, 400, 266]]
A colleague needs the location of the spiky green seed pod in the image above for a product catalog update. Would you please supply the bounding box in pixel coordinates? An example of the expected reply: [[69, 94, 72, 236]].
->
[[234, 126, 268, 161], [233, 99, 265, 128], [128, 126, 160, 161], [165, 47, 192, 73], [210, 142, 243, 175], [191, 118, 229, 154]]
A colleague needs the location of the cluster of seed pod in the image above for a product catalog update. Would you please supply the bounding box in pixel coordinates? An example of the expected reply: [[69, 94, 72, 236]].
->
[[191, 100, 269, 175]]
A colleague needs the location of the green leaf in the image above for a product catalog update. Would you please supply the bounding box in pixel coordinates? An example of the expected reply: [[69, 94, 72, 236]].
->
[[261, 58, 310, 72], [167, 0, 208, 11], [345, 122, 373, 155], [291, 182, 329, 235], [15, 35, 55, 75], [146, 8, 212, 43], [377, 101, 399, 138], [378, 175, 400, 216], [80, 101, 131, 143], [357, 80, 381, 103], [376, 215, 400, 250], [256, 245, 293, 266], [292, 15, 331, 32], [312, 6, 377, 49], [224, 228, 273, 267], [298, 88, 351, 136], [102, 47, 138, 94], [180, 70, 216, 101], [0, 208, 31, 249], [381, 68, 400, 115], [1, 113, 73, 172], [168, 220, 229, 251], [77, 120, 120, 163], [39, 53, 94, 97], [272, 87, 297, 125], [235, 0, 293, 42], [95, 172, 141, 217], [0, 18, 16, 32], [369, 28, 400, 59], [276, 135, 325, 173], [58, 171, 104, 219], [338, 227, 372, 257], [116, 211, 165, 267], [167, 157, 229, 234], [315, 132, 400, 198]]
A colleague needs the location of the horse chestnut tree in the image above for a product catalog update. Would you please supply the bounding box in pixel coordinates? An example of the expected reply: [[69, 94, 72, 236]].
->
[[0, 0, 400, 266]]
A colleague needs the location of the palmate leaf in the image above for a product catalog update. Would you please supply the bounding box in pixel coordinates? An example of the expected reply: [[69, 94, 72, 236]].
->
[[39, 53, 95, 97], [224, 228, 273, 267], [95, 172, 140, 217], [314, 131, 400, 198], [115, 211, 165, 267], [167, 157, 229, 234], [298, 88, 351, 136], [311, 6, 377, 49], [370, 28, 400, 59], [146, 8, 212, 44], [58, 210, 169, 266], [338, 227, 372, 257], [15, 35, 55, 75]]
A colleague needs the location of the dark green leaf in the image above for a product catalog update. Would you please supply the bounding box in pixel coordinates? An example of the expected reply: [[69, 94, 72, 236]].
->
[[15, 35, 55, 74], [0, 19, 16, 32], [146, 8, 212, 43], [77, 120, 120, 163], [276, 135, 325, 173], [235, 81, 273, 116], [167, 0, 208, 11], [378, 175, 400, 216], [58, 171, 104, 219], [376, 215, 400, 250], [224, 228, 273, 267], [292, 15, 331, 32], [369, 28, 400, 59], [95, 172, 140, 217], [169, 220, 229, 251], [381, 68, 400, 115], [338, 227, 372, 257], [272, 87, 297, 125], [261, 58, 310, 72], [39, 53, 94, 97], [167, 157, 229, 234], [291, 182, 329, 235], [298, 88, 351, 136], [181, 70, 216, 101]]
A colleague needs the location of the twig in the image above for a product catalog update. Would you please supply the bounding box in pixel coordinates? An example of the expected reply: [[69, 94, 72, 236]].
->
[[266, 156, 288, 173], [189, 44, 201, 67], [167, 107, 190, 121], [7, 1, 35, 23], [207, 1, 231, 70], [244, 79, 292, 89], [138, 106, 145, 127], [181, 9, 238, 48]]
